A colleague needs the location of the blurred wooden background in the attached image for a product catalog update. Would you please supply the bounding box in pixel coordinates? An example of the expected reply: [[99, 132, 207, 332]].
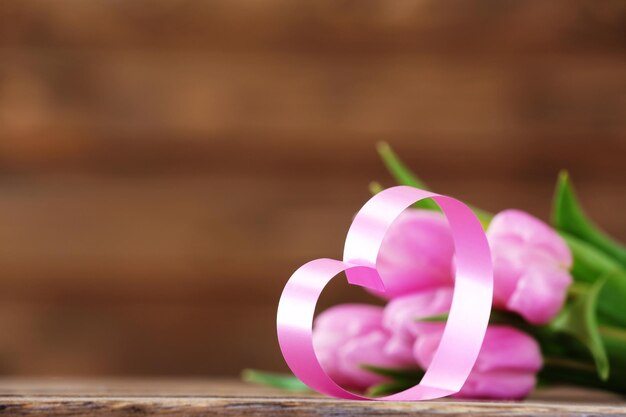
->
[[0, 0, 624, 377]]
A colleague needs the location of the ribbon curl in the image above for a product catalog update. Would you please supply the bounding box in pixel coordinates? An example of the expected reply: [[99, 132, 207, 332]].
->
[[277, 186, 493, 400]]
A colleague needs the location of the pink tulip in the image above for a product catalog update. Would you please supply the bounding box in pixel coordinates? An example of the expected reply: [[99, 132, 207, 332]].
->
[[313, 304, 416, 390], [487, 209, 573, 324], [414, 325, 543, 399], [382, 287, 453, 341], [373, 209, 455, 299]]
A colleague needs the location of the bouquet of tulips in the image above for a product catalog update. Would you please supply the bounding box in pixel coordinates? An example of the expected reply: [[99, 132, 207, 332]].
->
[[245, 143, 626, 399]]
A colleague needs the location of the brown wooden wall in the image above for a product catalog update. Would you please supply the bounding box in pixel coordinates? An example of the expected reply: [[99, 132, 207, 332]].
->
[[0, 0, 624, 376]]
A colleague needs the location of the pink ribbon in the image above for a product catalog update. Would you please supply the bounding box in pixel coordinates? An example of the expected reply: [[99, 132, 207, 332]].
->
[[277, 186, 493, 400]]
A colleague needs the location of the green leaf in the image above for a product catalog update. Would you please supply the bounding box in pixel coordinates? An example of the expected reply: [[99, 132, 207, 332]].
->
[[376, 142, 431, 190], [549, 278, 610, 380], [415, 312, 449, 322], [600, 325, 626, 391], [376, 142, 439, 211], [362, 365, 424, 397], [563, 232, 620, 283], [597, 269, 626, 328], [539, 362, 621, 394], [241, 369, 311, 392], [375, 142, 493, 228], [360, 364, 424, 381], [561, 233, 626, 327], [553, 171, 626, 267], [539, 344, 626, 395], [366, 380, 418, 397]]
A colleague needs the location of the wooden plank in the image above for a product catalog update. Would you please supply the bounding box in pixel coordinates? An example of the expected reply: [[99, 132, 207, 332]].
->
[[1, 51, 623, 142], [0, 176, 361, 300], [1, 0, 625, 55], [0, 176, 620, 376], [0, 302, 293, 376], [0, 379, 623, 416], [0, 176, 623, 303], [1, 131, 624, 182], [1, 50, 624, 182]]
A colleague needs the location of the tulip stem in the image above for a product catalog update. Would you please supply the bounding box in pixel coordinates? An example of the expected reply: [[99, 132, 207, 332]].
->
[[600, 325, 626, 343], [567, 282, 590, 297], [538, 323, 626, 395], [542, 357, 596, 372]]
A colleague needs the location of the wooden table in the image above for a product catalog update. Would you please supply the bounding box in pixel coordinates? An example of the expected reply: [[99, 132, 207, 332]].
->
[[0, 378, 624, 416]]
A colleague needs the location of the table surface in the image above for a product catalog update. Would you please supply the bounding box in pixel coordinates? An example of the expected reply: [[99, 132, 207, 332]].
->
[[0, 378, 624, 416]]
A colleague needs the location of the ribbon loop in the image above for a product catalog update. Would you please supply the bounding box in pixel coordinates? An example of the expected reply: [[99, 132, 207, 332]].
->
[[277, 186, 493, 401]]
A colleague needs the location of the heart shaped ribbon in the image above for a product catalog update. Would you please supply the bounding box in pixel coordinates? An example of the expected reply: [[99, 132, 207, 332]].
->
[[277, 186, 493, 400]]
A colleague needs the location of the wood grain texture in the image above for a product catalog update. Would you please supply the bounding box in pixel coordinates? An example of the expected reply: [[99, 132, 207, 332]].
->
[[1, 0, 625, 53], [0, 379, 624, 417]]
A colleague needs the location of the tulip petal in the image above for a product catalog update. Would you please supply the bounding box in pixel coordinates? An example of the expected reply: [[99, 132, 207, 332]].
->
[[374, 210, 455, 299], [488, 209, 572, 268], [383, 287, 453, 340], [413, 326, 542, 400], [506, 265, 572, 325], [339, 330, 415, 389], [455, 371, 537, 400], [314, 304, 384, 336]]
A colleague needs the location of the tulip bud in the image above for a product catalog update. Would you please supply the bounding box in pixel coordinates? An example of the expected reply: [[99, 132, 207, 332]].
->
[[312, 304, 415, 390], [374, 209, 455, 299], [414, 325, 543, 399], [383, 287, 453, 341], [487, 209, 573, 324]]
